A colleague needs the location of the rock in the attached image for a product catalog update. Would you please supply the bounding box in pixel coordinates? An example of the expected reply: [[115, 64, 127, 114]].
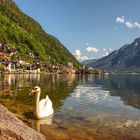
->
[[0, 104, 45, 140]]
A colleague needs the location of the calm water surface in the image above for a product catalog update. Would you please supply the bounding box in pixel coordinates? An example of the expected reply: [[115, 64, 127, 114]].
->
[[0, 73, 140, 140]]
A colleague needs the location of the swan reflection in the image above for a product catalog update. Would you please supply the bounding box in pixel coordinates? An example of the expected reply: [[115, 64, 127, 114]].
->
[[35, 115, 53, 132]]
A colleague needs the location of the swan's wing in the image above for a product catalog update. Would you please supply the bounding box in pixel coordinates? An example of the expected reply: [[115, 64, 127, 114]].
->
[[39, 99, 47, 110], [39, 98, 54, 116], [39, 99, 52, 111]]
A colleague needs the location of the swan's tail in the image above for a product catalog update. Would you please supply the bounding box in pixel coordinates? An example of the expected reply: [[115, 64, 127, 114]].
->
[[46, 95, 49, 100]]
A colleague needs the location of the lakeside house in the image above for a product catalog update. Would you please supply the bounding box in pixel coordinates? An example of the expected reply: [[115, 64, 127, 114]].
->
[[0, 42, 106, 74]]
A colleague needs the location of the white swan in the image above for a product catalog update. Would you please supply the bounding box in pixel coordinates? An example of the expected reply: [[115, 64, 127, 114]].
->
[[31, 86, 54, 119]]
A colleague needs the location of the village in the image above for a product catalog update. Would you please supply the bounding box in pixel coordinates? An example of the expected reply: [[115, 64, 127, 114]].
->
[[0, 42, 106, 75]]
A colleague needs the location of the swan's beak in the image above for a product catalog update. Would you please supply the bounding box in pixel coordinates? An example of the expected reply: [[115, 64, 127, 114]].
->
[[30, 87, 39, 94], [29, 89, 35, 96], [31, 89, 36, 94]]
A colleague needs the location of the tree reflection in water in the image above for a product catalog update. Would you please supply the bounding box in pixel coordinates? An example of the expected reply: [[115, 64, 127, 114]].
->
[[0, 73, 140, 140]]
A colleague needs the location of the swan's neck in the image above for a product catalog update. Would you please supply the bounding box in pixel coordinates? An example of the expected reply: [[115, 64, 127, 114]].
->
[[35, 91, 40, 118]]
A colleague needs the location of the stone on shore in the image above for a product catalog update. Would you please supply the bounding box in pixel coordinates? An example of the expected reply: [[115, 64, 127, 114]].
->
[[0, 104, 45, 140]]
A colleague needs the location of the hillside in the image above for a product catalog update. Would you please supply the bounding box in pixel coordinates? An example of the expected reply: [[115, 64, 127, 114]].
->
[[0, 0, 80, 67], [87, 37, 140, 72]]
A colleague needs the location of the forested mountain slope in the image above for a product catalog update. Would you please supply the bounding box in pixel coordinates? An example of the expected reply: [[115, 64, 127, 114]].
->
[[0, 0, 80, 67]]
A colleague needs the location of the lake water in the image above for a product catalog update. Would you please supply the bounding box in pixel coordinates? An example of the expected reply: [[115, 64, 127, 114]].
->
[[0, 73, 140, 140]]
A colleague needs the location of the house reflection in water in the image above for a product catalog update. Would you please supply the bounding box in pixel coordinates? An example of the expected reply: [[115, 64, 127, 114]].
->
[[3, 74, 40, 87]]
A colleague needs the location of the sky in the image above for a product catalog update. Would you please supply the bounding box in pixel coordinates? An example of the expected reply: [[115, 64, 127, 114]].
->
[[14, 0, 140, 62]]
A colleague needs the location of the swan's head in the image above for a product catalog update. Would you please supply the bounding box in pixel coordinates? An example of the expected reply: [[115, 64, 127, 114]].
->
[[31, 86, 41, 94]]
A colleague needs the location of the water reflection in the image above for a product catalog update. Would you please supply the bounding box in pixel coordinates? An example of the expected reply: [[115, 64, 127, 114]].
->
[[1, 73, 140, 110], [0, 73, 79, 117], [0, 73, 140, 140], [94, 74, 140, 109], [1, 73, 40, 88], [35, 115, 53, 132]]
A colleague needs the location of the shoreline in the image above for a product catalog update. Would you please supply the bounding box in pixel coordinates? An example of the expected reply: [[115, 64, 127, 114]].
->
[[0, 103, 45, 140]]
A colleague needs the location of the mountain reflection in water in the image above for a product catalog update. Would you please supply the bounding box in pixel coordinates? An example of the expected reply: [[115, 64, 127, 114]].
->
[[0, 73, 140, 140], [95, 74, 140, 109]]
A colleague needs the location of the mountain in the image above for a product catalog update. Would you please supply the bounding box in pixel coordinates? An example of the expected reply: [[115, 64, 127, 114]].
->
[[81, 59, 97, 66], [0, 0, 80, 67], [87, 37, 140, 72]]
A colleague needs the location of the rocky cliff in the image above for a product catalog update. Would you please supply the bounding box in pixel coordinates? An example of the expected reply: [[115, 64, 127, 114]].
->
[[87, 37, 140, 72]]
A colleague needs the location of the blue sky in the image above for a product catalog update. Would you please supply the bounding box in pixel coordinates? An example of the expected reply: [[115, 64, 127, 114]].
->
[[14, 0, 140, 61]]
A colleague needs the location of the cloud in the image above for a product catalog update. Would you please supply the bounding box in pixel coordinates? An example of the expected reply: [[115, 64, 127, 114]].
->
[[116, 16, 140, 30], [103, 48, 113, 52], [134, 22, 140, 28], [125, 21, 135, 28], [105, 52, 109, 55], [78, 56, 89, 61], [116, 16, 125, 23], [103, 48, 106, 51], [86, 47, 98, 52], [102, 52, 109, 57], [73, 49, 89, 61], [73, 49, 81, 57], [109, 48, 114, 52]]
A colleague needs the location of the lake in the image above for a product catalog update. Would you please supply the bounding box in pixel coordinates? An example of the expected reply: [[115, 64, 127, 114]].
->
[[0, 73, 140, 140]]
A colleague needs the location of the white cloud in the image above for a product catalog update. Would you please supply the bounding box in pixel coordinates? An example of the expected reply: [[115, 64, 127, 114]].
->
[[86, 47, 98, 52], [78, 56, 89, 61], [134, 22, 140, 29], [73, 49, 81, 57], [116, 16, 140, 30], [103, 48, 106, 51], [116, 16, 125, 23], [105, 52, 109, 55], [109, 48, 114, 52], [102, 52, 109, 57], [125, 21, 135, 28], [73, 49, 89, 62]]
